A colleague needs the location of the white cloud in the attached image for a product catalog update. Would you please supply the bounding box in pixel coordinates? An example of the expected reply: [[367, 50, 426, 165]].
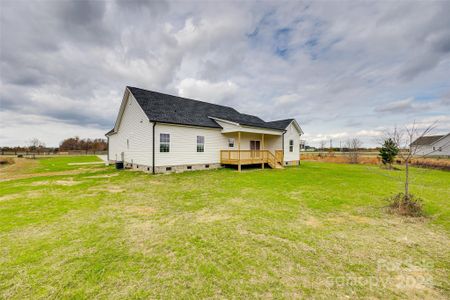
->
[[176, 78, 238, 104], [274, 94, 300, 106], [0, 111, 106, 147], [1, 0, 449, 147]]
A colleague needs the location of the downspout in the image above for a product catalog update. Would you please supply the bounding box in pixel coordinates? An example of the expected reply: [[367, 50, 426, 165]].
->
[[282, 131, 286, 164], [106, 136, 109, 163], [152, 121, 156, 174]]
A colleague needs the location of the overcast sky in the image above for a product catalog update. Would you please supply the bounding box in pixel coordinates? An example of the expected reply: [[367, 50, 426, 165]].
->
[[1, 0, 449, 147]]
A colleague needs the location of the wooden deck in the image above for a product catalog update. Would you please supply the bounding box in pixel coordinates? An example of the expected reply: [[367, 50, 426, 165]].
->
[[220, 150, 284, 170]]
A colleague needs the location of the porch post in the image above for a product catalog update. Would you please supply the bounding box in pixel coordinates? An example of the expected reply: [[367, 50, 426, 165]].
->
[[238, 131, 241, 172], [261, 134, 264, 169]]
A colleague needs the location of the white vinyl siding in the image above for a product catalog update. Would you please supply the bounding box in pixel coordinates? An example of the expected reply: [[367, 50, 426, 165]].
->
[[108, 93, 153, 166], [283, 121, 302, 162], [155, 123, 228, 166]]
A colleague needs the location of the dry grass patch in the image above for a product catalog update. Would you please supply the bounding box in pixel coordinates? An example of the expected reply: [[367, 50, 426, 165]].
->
[[89, 185, 125, 194], [301, 215, 322, 228], [84, 173, 119, 179], [195, 211, 231, 223], [0, 158, 38, 179], [0, 168, 102, 182], [125, 206, 156, 215], [0, 194, 19, 202], [54, 179, 82, 186]]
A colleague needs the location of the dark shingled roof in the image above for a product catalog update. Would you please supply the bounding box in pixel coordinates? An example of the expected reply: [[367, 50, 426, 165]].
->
[[127, 86, 292, 130], [265, 119, 295, 130], [410, 135, 445, 146]]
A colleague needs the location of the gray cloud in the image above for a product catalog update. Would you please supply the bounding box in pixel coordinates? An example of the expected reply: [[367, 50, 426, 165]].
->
[[1, 0, 449, 146]]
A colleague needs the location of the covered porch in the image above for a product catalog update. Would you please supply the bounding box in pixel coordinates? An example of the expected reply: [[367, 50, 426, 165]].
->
[[220, 130, 284, 171]]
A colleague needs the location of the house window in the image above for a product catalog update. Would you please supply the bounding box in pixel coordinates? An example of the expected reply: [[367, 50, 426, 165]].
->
[[197, 136, 204, 152], [160, 133, 170, 152], [289, 140, 294, 152], [228, 138, 235, 147], [433, 147, 436, 151]]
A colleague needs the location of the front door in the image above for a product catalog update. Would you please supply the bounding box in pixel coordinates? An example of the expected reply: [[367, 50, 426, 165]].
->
[[250, 140, 260, 150], [250, 140, 260, 158]]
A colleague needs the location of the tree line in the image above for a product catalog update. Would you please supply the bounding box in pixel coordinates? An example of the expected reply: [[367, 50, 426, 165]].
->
[[0, 136, 107, 153]]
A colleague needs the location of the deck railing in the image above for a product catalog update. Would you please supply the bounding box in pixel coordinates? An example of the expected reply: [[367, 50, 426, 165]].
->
[[220, 150, 283, 169]]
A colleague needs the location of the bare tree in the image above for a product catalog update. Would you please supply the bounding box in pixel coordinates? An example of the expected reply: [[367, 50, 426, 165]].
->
[[346, 138, 362, 164], [319, 140, 326, 151], [28, 138, 45, 150]]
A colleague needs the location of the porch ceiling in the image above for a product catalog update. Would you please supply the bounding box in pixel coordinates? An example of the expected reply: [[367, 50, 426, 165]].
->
[[215, 119, 283, 135]]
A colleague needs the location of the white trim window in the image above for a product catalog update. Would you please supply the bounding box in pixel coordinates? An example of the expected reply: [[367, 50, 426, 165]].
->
[[289, 140, 294, 152], [160, 133, 170, 152], [228, 138, 235, 148], [197, 136, 205, 152]]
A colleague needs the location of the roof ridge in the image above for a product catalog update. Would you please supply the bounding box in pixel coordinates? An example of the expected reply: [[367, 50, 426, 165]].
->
[[126, 86, 240, 112]]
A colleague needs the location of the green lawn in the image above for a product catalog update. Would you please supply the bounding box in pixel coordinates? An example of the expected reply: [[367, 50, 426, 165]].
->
[[0, 157, 449, 299]]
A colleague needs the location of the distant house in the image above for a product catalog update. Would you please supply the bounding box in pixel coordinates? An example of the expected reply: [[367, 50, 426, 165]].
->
[[410, 133, 450, 156], [106, 87, 303, 173]]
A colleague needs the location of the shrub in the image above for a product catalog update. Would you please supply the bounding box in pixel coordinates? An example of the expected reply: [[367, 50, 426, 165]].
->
[[387, 193, 424, 217], [379, 138, 399, 168], [0, 157, 14, 165]]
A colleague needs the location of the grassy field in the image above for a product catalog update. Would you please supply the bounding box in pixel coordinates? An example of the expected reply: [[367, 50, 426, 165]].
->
[[0, 156, 449, 299]]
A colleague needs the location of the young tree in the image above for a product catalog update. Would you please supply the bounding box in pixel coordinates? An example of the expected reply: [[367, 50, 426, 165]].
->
[[379, 138, 399, 168], [346, 138, 362, 164], [383, 121, 437, 215]]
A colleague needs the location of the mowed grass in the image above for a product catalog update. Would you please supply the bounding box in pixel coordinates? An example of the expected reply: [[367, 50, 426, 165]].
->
[[0, 157, 449, 299]]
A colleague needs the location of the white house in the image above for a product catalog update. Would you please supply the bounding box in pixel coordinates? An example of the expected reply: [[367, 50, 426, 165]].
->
[[410, 133, 450, 156], [106, 86, 303, 173]]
